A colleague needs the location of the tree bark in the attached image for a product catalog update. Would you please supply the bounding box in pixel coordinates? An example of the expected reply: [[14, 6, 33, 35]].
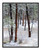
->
[[9, 3, 13, 41], [26, 5, 31, 37], [15, 3, 17, 42], [24, 16, 26, 30], [22, 13, 24, 26]]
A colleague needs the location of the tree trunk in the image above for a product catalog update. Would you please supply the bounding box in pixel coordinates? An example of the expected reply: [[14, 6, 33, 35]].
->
[[9, 3, 13, 41], [22, 13, 24, 26], [15, 3, 17, 42], [24, 16, 26, 30], [26, 5, 31, 37]]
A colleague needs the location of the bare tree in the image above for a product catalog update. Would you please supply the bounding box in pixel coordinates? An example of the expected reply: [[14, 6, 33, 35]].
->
[[22, 13, 24, 26], [26, 4, 31, 37], [24, 15, 26, 30], [15, 3, 17, 42], [9, 3, 13, 41]]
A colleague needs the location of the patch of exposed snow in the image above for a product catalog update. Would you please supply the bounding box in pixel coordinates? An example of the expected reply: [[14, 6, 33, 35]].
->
[[3, 21, 38, 47]]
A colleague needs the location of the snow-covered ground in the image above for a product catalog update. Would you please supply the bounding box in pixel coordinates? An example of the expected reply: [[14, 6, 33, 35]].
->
[[3, 20, 38, 47]]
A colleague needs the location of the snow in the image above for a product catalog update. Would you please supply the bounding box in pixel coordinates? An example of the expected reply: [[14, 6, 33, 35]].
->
[[3, 20, 38, 47]]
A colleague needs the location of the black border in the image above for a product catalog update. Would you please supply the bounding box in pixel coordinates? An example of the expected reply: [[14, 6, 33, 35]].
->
[[2, 2, 39, 48]]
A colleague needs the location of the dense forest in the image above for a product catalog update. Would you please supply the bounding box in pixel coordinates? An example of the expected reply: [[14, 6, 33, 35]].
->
[[2, 3, 39, 47]]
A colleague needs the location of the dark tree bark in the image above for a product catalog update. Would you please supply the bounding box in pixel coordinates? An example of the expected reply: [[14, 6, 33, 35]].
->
[[15, 3, 17, 42], [24, 16, 26, 30], [26, 5, 31, 37], [9, 3, 13, 41], [22, 13, 24, 26]]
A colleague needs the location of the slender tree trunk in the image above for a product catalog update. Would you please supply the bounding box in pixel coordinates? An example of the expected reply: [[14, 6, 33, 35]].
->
[[26, 5, 31, 37], [9, 4, 13, 41], [15, 3, 17, 42], [24, 16, 26, 30], [22, 13, 24, 26]]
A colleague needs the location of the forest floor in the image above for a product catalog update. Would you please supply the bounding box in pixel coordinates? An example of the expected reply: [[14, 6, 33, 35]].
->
[[3, 21, 38, 47]]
